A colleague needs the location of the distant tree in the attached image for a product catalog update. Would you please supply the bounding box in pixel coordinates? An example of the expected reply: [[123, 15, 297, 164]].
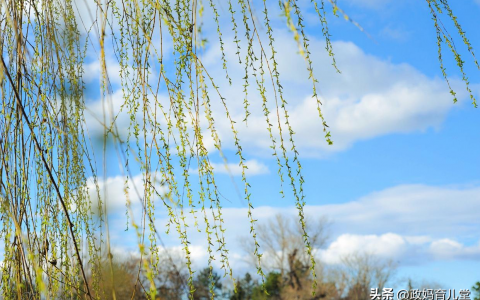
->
[[155, 250, 189, 299], [397, 278, 444, 300], [240, 213, 331, 298], [192, 268, 224, 300], [242, 214, 329, 277], [472, 282, 480, 300], [251, 272, 283, 300], [330, 253, 397, 300], [0, 0, 477, 298], [78, 257, 144, 300], [230, 273, 257, 300], [240, 214, 339, 299]]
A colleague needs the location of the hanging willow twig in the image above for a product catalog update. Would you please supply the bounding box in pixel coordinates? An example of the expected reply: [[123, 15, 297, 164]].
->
[[0, 55, 93, 299], [0, 0, 477, 299]]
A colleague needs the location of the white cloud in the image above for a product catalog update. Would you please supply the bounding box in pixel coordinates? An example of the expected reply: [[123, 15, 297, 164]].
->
[[143, 183, 479, 267], [26, 1, 478, 162], [319, 234, 480, 265], [91, 177, 480, 272], [83, 89, 175, 145], [84, 89, 132, 140], [176, 182, 478, 235], [429, 239, 480, 260], [198, 32, 472, 156], [96, 179, 480, 254], [186, 181, 480, 247], [83, 59, 123, 86], [86, 173, 166, 214], [319, 233, 408, 264], [88, 172, 480, 258], [311, 184, 480, 239], [190, 159, 269, 177], [80, 21, 478, 159], [429, 239, 463, 259]]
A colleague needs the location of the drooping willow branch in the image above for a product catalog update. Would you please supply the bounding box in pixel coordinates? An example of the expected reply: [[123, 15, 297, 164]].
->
[[0, 55, 93, 299], [0, 0, 477, 299]]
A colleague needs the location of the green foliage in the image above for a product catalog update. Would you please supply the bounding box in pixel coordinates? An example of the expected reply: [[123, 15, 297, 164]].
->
[[472, 282, 480, 300], [230, 273, 256, 300], [253, 272, 283, 300], [193, 267, 224, 300], [427, 0, 479, 107], [0, 0, 476, 299], [230, 272, 282, 300]]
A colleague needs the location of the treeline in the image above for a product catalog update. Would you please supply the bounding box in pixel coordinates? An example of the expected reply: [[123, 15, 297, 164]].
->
[[7, 214, 453, 299], [77, 215, 398, 300], [76, 250, 394, 300]]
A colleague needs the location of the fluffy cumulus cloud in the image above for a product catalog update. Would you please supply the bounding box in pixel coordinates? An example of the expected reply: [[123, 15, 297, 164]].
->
[[95, 177, 480, 267], [319, 233, 409, 264], [428, 239, 480, 260], [86, 173, 166, 214], [74, 8, 480, 271], [318, 233, 480, 265], [197, 31, 472, 156], [216, 183, 480, 265], [315, 184, 480, 238], [84, 89, 138, 140], [79, 13, 477, 159], [189, 159, 269, 177], [83, 59, 123, 86]]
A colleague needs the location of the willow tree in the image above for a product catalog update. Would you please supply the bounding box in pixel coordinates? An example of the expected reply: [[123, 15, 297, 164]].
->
[[0, 0, 476, 299]]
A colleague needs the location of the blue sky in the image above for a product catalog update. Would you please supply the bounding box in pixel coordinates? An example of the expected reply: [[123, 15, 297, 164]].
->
[[78, 0, 480, 294]]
